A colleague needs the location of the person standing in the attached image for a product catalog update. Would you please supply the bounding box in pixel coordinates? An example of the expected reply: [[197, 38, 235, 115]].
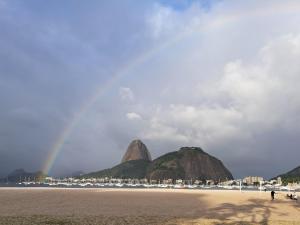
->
[[271, 190, 275, 200]]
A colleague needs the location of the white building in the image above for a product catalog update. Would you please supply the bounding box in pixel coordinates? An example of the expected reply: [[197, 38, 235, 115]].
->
[[243, 176, 264, 185]]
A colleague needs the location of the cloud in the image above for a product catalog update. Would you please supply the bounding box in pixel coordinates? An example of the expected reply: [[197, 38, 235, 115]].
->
[[216, 34, 300, 130], [132, 31, 300, 178], [126, 112, 142, 120], [146, 4, 173, 39], [142, 116, 190, 143], [139, 104, 247, 148], [119, 87, 135, 102], [145, 1, 205, 40], [0, 0, 152, 176], [2, 0, 300, 179]]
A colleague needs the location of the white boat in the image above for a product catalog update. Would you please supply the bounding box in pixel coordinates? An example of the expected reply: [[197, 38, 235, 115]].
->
[[223, 185, 234, 190], [157, 184, 168, 188]]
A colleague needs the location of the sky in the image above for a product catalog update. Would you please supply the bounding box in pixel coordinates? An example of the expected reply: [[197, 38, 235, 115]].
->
[[1, 0, 300, 179]]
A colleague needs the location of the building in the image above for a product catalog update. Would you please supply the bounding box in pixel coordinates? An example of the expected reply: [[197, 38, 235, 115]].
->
[[243, 176, 264, 185], [162, 179, 173, 184], [277, 177, 282, 185], [194, 180, 203, 185], [175, 179, 183, 184]]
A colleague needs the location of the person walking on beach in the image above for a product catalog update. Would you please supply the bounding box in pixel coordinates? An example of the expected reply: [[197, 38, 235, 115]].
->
[[271, 190, 275, 200]]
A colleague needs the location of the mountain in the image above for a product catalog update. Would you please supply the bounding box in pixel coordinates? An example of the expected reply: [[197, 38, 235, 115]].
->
[[83, 140, 233, 182], [83, 160, 150, 179], [146, 147, 233, 182], [83, 139, 152, 179], [275, 165, 300, 184], [0, 169, 46, 183], [121, 139, 152, 163]]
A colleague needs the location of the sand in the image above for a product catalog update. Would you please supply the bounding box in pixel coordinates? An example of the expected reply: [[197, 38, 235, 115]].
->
[[0, 187, 299, 225]]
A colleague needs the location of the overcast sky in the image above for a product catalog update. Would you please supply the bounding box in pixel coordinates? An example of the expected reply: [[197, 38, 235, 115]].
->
[[1, 0, 300, 179]]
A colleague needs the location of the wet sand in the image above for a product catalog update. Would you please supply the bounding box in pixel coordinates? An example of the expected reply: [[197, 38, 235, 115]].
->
[[0, 187, 299, 225]]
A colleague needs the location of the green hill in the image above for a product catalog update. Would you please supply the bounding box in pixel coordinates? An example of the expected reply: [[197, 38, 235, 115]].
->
[[83, 160, 150, 179], [275, 166, 300, 184], [146, 147, 233, 181], [84, 147, 233, 182]]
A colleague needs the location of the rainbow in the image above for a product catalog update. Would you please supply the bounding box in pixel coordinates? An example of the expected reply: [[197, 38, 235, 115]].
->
[[42, 2, 300, 175], [41, 26, 199, 175]]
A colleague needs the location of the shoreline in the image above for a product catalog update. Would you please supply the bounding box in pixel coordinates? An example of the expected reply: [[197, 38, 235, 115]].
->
[[0, 186, 298, 193]]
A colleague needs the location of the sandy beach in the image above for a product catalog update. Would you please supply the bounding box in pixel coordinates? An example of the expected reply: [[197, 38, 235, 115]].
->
[[0, 188, 299, 225]]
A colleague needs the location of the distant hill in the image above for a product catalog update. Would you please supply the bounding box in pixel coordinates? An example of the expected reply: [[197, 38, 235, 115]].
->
[[0, 168, 46, 183], [147, 147, 233, 181], [83, 140, 233, 182], [275, 165, 300, 184]]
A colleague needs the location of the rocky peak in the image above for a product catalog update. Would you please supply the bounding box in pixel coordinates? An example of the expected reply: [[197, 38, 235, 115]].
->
[[121, 139, 152, 163]]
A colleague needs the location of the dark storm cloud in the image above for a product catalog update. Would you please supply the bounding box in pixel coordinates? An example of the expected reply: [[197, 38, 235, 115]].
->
[[1, 0, 300, 179], [0, 0, 156, 176]]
